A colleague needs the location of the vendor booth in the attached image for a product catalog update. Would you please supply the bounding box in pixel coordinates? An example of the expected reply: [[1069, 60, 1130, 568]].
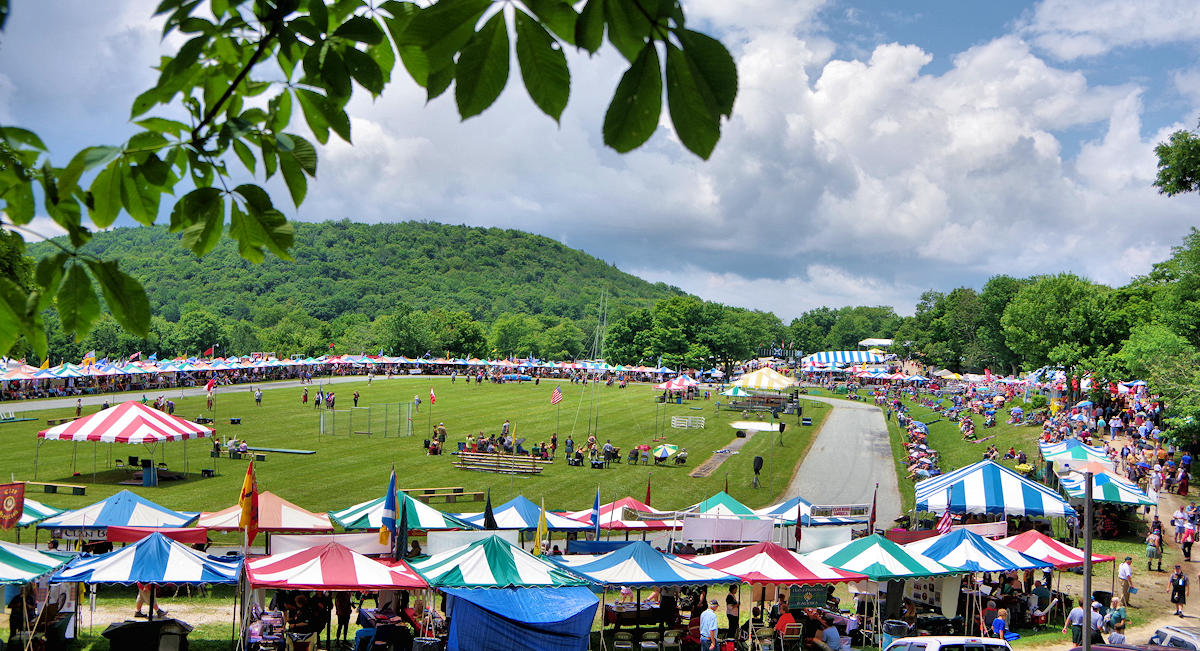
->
[[914, 460, 1077, 518], [36, 489, 198, 542], [329, 490, 469, 532], [453, 495, 592, 532], [0, 540, 73, 650], [199, 491, 334, 552], [411, 535, 597, 651], [34, 401, 214, 483]]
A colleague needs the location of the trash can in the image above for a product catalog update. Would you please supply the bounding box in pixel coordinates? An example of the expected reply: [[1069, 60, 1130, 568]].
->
[[413, 638, 443, 651], [880, 620, 910, 649]]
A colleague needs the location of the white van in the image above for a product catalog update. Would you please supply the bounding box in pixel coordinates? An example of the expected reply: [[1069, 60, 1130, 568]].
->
[[885, 636, 1012, 651]]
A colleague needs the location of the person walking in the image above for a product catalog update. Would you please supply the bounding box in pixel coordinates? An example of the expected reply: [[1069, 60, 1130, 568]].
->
[[1119, 557, 1135, 607], [700, 599, 719, 650], [75, 398, 82, 417], [1148, 529, 1165, 572], [1185, 522, 1195, 562], [353, 391, 360, 407], [254, 388, 262, 406], [1171, 565, 1189, 616], [1063, 601, 1086, 645]]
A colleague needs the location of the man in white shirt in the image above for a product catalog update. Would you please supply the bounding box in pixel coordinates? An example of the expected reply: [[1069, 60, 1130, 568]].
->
[[1119, 557, 1135, 607], [700, 599, 720, 650]]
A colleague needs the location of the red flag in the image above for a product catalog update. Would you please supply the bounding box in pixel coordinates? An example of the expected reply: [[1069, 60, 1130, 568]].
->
[[239, 461, 259, 546], [645, 475, 652, 507], [203, 346, 214, 357], [429, 387, 437, 405], [205, 378, 217, 392], [936, 509, 953, 535], [0, 483, 24, 530], [867, 483, 878, 533], [329, 342, 336, 350], [129, 351, 141, 361]]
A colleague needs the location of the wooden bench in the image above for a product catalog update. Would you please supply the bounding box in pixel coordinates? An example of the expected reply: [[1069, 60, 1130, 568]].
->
[[22, 481, 86, 495], [211, 451, 268, 462], [400, 486, 465, 496], [411, 491, 486, 504], [45, 417, 77, 426], [352, 430, 372, 436], [453, 454, 545, 475], [456, 452, 553, 465]]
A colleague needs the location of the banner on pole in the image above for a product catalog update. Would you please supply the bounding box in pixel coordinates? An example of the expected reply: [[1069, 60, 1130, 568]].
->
[[0, 482, 25, 530]]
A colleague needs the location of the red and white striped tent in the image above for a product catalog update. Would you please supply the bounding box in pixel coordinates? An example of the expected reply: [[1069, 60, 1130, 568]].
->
[[246, 542, 428, 590], [38, 401, 213, 443], [653, 377, 694, 391], [564, 497, 681, 531], [198, 491, 334, 534], [689, 541, 868, 585], [34, 401, 213, 481], [997, 530, 1115, 569]]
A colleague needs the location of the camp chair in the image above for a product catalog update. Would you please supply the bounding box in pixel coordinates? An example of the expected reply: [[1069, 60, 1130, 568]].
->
[[1031, 598, 1058, 630], [640, 450, 651, 465], [628, 449, 639, 464], [753, 627, 776, 651], [614, 631, 636, 650], [780, 623, 804, 651]]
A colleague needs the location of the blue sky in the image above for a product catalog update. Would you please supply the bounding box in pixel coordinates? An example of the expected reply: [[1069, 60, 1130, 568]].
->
[[3, 0, 1200, 321]]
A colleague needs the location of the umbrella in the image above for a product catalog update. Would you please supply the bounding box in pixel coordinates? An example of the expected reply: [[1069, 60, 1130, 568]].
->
[[652, 444, 678, 461], [720, 387, 753, 397]]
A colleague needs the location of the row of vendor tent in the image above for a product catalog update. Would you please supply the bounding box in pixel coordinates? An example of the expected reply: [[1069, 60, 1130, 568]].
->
[[22, 489, 865, 544], [1037, 440, 1157, 506], [4, 356, 687, 381]]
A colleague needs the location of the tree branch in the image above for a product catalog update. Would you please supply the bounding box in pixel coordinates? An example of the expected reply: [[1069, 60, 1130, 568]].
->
[[190, 20, 285, 147]]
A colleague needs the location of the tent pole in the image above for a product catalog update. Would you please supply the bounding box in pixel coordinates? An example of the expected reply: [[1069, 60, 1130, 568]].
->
[[93, 442, 97, 483], [598, 587, 609, 651], [34, 438, 40, 479]]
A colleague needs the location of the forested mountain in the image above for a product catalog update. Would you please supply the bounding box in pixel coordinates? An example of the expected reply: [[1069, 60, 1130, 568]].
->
[[33, 221, 682, 324]]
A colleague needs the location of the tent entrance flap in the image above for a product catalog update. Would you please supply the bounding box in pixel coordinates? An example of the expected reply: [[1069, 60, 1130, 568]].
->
[[442, 587, 597, 651]]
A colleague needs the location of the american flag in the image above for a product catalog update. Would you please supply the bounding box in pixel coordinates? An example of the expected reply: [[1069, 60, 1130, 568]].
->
[[936, 509, 953, 535], [551, 386, 563, 405]]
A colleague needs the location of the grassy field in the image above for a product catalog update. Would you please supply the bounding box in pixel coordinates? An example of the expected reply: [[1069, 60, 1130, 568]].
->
[[0, 378, 829, 543]]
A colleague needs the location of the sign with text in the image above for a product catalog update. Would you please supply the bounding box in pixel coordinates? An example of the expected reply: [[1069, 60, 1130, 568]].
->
[[809, 504, 871, 518], [0, 482, 25, 530], [789, 585, 828, 609]]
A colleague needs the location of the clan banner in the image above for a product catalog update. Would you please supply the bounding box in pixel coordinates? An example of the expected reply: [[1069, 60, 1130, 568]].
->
[[0, 482, 25, 530]]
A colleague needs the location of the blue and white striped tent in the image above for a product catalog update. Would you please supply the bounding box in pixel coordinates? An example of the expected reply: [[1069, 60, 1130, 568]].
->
[[802, 351, 884, 366], [914, 460, 1076, 518], [52, 532, 241, 585], [549, 541, 738, 588], [36, 489, 198, 535], [904, 529, 1053, 572], [454, 495, 591, 532], [753, 496, 868, 527]]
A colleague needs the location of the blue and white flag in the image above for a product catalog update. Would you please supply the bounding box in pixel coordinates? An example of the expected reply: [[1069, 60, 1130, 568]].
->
[[591, 487, 601, 539], [379, 468, 397, 545]]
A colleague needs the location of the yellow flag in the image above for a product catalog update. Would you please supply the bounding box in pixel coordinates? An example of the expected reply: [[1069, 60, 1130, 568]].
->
[[534, 497, 548, 556], [39, 358, 49, 370]]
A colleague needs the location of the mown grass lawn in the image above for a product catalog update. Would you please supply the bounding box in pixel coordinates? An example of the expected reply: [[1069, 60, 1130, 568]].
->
[[0, 378, 829, 544]]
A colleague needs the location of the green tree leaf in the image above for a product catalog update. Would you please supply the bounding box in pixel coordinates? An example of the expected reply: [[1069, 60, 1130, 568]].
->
[[603, 0, 651, 62], [321, 48, 353, 98], [308, 0, 328, 33], [232, 184, 295, 261], [455, 12, 510, 119], [84, 260, 151, 337], [676, 29, 737, 118], [524, 0, 577, 44], [295, 89, 331, 144], [514, 9, 570, 122], [232, 138, 257, 173], [426, 63, 454, 101], [665, 43, 718, 159], [395, 0, 490, 64], [119, 162, 155, 225], [333, 15, 384, 44], [57, 264, 101, 339], [0, 126, 47, 151], [575, 0, 605, 54], [170, 186, 226, 255], [343, 46, 385, 95], [602, 42, 662, 153], [279, 150, 308, 206], [88, 161, 124, 228]]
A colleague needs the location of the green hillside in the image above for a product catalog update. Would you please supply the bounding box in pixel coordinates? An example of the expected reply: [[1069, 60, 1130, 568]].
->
[[32, 220, 684, 324]]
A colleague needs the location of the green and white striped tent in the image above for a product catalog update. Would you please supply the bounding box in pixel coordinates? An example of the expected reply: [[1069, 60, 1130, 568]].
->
[[0, 540, 71, 584], [19, 498, 65, 527], [804, 534, 960, 581], [1060, 472, 1155, 506], [329, 492, 468, 531], [684, 491, 762, 519], [410, 535, 591, 588]]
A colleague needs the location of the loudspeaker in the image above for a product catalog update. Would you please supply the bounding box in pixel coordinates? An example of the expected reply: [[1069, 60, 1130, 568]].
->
[[778, 423, 786, 433], [753, 456, 764, 474]]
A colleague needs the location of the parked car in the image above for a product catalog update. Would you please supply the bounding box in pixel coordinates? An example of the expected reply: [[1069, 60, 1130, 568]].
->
[[885, 636, 1011, 651], [1150, 627, 1200, 650]]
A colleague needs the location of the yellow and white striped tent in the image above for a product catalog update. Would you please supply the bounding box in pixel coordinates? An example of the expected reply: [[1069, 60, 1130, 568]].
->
[[730, 367, 794, 390]]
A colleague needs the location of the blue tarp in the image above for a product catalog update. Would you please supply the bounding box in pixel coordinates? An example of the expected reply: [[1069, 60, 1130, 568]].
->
[[443, 587, 597, 651], [565, 540, 635, 555]]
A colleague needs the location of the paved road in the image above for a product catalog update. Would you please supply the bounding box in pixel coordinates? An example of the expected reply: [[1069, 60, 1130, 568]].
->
[[785, 395, 902, 527]]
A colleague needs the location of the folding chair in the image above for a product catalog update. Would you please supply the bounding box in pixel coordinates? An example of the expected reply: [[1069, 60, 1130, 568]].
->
[[780, 623, 804, 651], [614, 631, 636, 650], [640, 630, 662, 650]]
